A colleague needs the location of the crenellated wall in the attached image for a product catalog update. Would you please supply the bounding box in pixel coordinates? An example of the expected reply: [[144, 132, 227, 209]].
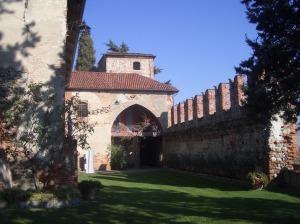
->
[[168, 75, 245, 129], [163, 75, 298, 180]]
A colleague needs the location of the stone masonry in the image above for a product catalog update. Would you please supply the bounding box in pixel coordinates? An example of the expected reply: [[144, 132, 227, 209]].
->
[[164, 75, 298, 181], [67, 53, 177, 171], [0, 0, 85, 189]]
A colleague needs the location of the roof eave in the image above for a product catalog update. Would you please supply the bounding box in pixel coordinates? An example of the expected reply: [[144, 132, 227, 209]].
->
[[66, 87, 178, 94]]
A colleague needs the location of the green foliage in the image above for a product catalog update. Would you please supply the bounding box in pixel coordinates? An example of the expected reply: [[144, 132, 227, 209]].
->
[[78, 180, 103, 200], [247, 172, 269, 190], [75, 23, 96, 71], [78, 180, 103, 191], [29, 192, 56, 202], [0, 188, 80, 205], [3, 83, 98, 190], [154, 66, 163, 75], [1, 188, 31, 204], [52, 187, 80, 201], [106, 40, 129, 53], [4, 82, 62, 190], [65, 93, 99, 151], [110, 144, 127, 170], [236, 0, 300, 124]]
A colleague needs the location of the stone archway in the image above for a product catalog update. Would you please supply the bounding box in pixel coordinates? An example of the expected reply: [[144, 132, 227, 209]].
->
[[111, 104, 163, 169]]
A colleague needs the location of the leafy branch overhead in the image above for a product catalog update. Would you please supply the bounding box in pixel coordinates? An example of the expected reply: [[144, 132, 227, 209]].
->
[[236, 0, 300, 124]]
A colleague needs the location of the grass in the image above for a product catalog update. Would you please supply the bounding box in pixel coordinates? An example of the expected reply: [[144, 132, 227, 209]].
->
[[1, 170, 300, 224]]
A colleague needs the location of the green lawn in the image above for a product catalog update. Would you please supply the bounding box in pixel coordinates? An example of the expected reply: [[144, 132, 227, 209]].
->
[[1, 170, 300, 224]]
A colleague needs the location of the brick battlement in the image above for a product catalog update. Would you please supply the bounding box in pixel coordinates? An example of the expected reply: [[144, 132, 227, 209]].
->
[[168, 74, 245, 130], [164, 74, 297, 182]]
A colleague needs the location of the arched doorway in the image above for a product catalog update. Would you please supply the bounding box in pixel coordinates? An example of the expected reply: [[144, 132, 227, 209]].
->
[[111, 104, 162, 169]]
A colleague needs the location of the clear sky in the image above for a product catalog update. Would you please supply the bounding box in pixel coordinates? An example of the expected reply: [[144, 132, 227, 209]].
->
[[83, 0, 257, 103]]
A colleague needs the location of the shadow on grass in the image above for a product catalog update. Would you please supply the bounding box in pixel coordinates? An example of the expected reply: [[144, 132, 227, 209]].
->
[[89, 170, 250, 191], [1, 185, 300, 224], [2, 171, 300, 223]]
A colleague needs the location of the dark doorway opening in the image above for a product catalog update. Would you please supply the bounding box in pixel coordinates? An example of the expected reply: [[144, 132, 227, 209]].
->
[[140, 136, 162, 168], [111, 104, 163, 170]]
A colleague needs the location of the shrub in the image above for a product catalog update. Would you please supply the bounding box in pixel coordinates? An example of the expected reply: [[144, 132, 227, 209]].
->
[[29, 192, 56, 202], [247, 172, 269, 190], [1, 188, 31, 204], [53, 187, 80, 200], [78, 180, 103, 200], [110, 144, 127, 170]]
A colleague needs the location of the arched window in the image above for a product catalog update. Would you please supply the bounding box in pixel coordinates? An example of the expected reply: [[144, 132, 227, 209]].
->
[[133, 61, 141, 70]]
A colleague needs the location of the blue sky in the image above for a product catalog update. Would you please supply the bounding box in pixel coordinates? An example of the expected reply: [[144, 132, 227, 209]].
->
[[83, 0, 258, 104], [83, 0, 257, 103]]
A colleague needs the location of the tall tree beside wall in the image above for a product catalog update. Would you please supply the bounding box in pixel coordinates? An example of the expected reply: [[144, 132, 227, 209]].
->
[[75, 22, 96, 71], [236, 0, 300, 125]]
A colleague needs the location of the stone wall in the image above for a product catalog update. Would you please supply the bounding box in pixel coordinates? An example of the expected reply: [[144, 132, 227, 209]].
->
[[66, 90, 173, 171], [105, 57, 154, 78], [164, 75, 298, 180], [0, 0, 84, 188]]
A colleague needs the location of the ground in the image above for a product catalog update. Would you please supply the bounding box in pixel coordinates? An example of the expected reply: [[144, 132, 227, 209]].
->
[[1, 170, 300, 224]]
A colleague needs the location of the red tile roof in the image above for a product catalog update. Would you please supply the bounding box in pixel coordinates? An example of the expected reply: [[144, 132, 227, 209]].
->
[[67, 71, 178, 93]]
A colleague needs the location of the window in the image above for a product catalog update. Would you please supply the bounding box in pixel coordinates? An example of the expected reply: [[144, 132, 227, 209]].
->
[[78, 101, 88, 117], [133, 61, 141, 70]]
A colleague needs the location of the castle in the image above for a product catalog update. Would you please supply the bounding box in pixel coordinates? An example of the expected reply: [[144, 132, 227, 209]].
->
[[67, 52, 298, 183], [67, 52, 178, 170], [0, 0, 299, 190]]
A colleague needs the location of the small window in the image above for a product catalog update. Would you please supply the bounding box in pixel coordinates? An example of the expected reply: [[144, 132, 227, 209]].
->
[[78, 101, 88, 117], [133, 62, 141, 70]]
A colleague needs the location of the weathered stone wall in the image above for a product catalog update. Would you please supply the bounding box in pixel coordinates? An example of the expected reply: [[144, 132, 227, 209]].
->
[[164, 75, 298, 180], [0, 0, 84, 188], [66, 90, 173, 171], [105, 57, 154, 78], [0, 0, 67, 95]]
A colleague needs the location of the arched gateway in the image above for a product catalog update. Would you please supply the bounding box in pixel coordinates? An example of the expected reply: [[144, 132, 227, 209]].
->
[[66, 52, 178, 171], [111, 104, 163, 168]]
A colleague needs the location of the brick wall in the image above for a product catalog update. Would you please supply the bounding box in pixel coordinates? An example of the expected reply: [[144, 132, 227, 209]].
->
[[165, 74, 297, 180]]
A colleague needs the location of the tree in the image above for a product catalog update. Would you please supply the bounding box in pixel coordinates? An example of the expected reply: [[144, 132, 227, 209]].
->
[[75, 22, 96, 71], [65, 93, 109, 150], [4, 83, 61, 190], [3, 83, 99, 190], [236, 0, 300, 125], [106, 40, 129, 53], [154, 66, 163, 75]]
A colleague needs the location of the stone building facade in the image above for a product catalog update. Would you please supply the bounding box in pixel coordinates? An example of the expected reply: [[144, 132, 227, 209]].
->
[[67, 53, 178, 171], [98, 52, 155, 78], [0, 0, 86, 188]]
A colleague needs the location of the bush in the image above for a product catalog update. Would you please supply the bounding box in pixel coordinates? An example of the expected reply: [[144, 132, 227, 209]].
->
[[247, 172, 269, 190], [78, 180, 103, 200], [53, 187, 80, 200], [1, 188, 31, 204], [29, 192, 56, 202], [110, 144, 127, 170]]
